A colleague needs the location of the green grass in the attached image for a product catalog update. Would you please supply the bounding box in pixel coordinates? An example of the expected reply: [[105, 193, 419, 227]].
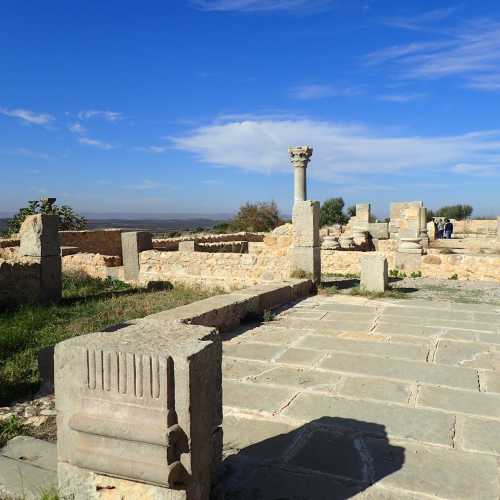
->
[[0, 415, 25, 448], [0, 272, 216, 405]]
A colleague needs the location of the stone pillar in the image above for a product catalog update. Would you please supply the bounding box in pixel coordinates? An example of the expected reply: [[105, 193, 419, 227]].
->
[[497, 216, 500, 241], [360, 254, 388, 293], [19, 214, 61, 303], [55, 321, 222, 500], [179, 240, 197, 253], [289, 146, 313, 202], [122, 231, 153, 281]]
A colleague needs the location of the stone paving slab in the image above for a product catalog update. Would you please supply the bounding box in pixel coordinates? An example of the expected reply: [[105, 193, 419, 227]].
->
[[223, 341, 283, 361], [418, 385, 500, 419], [296, 335, 429, 361], [319, 351, 479, 390], [479, 370, 500, 393], [435, 339, 498, 368], [275, 347, 326, 366], [462, 416, 500, 456], [222, 357, 273, 380], [282, 392, 456, 446], [338, 377, 413, 405]]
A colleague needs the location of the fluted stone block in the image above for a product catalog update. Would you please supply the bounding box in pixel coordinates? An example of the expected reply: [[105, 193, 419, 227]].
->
[[55, 321, 222, 500], [361, 254, 388, 293], [122, 231, 153, 281]]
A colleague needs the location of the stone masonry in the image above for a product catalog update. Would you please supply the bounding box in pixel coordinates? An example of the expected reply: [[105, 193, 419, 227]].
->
[[18, 214, 61, 303], [122, 231, 153, 281], [360, 254, 388, 293]]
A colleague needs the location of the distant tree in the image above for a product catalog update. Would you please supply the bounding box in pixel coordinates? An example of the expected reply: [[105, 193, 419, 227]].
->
[[5, 198, 87, 235], [320, 197, 348, 226], [346, 205, 356, 218], [232, 201, 284, 232], [211, 222, 232, 234], [434, 204, 473, 220]]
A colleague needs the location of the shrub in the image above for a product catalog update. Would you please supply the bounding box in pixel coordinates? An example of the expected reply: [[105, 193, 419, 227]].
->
[[232, 201, 284, 232], [320, 197, 348, 226], [434, 204, 473, 221], [4, 198, 87, 235], [449, 274, 459, 280], [263, 309, 275, 322]]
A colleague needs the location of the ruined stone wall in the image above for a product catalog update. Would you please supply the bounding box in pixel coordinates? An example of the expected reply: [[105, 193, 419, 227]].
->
[[62, 253, 122, 279], [59, 229, 124, 256], [0, 257, 41, 305], [152, 232, 265, 251], [422, 253, 500, 281], [321, 250, 396, 275], [452, 219, 497, 238], [139, 233, 291, 290]]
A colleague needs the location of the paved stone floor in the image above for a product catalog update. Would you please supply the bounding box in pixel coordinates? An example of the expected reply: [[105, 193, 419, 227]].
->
[[218, 295, 500, 499]]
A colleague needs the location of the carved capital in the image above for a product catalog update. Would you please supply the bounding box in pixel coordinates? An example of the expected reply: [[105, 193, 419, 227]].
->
[[288, 146, 313, 169]]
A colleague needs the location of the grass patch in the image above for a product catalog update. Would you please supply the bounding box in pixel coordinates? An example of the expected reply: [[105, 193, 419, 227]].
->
[[0, 415, 25, 448], [349, 286, 407, 300], [323, 272, 360, 279], [0, 272, 216, 405]]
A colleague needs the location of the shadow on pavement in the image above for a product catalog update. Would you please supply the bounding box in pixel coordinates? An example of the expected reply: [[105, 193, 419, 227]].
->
[[215, 416, 405, 500]]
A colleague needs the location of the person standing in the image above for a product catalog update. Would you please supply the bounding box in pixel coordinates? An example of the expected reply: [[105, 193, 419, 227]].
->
[[437, 220, 445, 239], [444, 219, 454, 239]]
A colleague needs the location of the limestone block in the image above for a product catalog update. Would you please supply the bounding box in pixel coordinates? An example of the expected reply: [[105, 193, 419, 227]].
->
[[40, 255, 62, 303], [19, 214, 59, 257], [55, 322, 221, 500], [368, 222, 389, 240], [395, 252, 422, 272], [497, 216, 500, 241], [292, 201, 320, 247], [356, 203, 370, 223], [291, 246, 321, 282], [179, 240, 196, 252], [122, 231, 152, 281], [360, 254, 388, 293]]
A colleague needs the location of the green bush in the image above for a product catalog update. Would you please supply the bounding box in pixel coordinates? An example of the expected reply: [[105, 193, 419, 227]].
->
[[4, 198, 87, 236], [320, 197, 348, 226], [231, 201, 284, 232]]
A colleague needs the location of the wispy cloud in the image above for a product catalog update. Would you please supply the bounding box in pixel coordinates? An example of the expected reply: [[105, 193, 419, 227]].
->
[[452, 163, 500, 176], [122, 179, 171, 190], [77, 110, 123, 122], [7, 148, 50, 160], [192, 0, 333, 12], [377, 93, 425, 103], [133, 146, 167, 154], [78, 137, 115, 150], [291, 84, 363, 100], [381, 7, 458, 31], [0, 107, 54, 125], [172, 117, 500, 180], [69, 122, 86, 134], [366, 17, 500, 92]]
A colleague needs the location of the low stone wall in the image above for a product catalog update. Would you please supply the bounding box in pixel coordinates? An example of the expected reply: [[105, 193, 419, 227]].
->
[[140, 233, 291, 290], [59, 229, 124, 256], [62, 253, 122, 279], [321, 250, 395, 275], [422, 253, 500, 281], [0, 257, 41, 305], [153, 232, 265, 251], [0, 238, 19, 248], [453, 219, 497, 238]]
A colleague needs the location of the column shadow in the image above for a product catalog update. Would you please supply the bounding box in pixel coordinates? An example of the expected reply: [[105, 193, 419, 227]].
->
[[214, 416, 405, 500]]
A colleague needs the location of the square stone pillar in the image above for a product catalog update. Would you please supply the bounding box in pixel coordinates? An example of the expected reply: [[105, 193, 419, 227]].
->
[[55, 321, 222, 500], [122, 231, 153, 281], [291, 200, 321, 282], [179, 240, 197, 253], [19, 214, 61, 303], [360, 254, 388, 293]]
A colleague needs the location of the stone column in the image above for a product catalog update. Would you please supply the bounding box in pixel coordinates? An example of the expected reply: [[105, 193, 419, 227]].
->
[[289, 146, 313, 202], [19, 214, 61, 303], [122, 231, 153, 281]]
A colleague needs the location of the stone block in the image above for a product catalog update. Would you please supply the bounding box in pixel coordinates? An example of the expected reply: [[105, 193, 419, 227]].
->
[[40, 255, 62, 303], [395, 252, 422, 272], [360, 254, 388, 293], [179, 240, 196, 252], [292, 200, 320, 247], [497, 216, 500, 241], [368, 222, 389, 240], [122, 231, 152, 281], [356, 203, 370, 222], [291, 246, 321, 282], [55, 321, 222, 500], [19, 214, 60, 257]]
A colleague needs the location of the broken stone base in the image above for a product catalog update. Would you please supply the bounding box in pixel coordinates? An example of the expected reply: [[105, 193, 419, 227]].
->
[[395, 252, 422, 273], [58, 462, 186, 500]]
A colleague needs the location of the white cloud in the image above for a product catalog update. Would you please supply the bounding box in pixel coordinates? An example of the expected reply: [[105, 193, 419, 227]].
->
[[377, 93, 425, 103], [77, 110, 123, 122], [172, 117, 500, 180], [133, 146, 167, 154], [192, 0, 333, 12], [69, 122, 86, 134], [452, 163, 500, 176], [381, 7, 458, 31], [365, 18, 500, 92], [291, 84, 363, 100], [122, 179, 171, 190], [0, 107, 54, 125], [78, 137, 115, 150]]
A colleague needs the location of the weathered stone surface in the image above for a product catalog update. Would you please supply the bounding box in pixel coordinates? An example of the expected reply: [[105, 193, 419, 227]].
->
[[251, 366, 342, 391], [435, 340, 497, 369], [222, 358, 273, 380], [19, 214, 59, 257], [283, 392, 456, 446], [339, 377, 412, 404], [276, 347, 326, 366], [122, 231, 152, 281], [223, 342, 283, 361], [320, 351, 478, 390], [360, 254, 388, 293], [462, 416, 500, 455], [418, 385, 500, 418]]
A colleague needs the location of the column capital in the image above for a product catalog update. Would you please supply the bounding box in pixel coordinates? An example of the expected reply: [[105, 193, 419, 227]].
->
[[288, 146, 313, 169]]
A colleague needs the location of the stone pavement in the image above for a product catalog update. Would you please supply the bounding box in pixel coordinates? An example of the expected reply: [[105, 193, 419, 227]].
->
[[218, 294, 500, 499]]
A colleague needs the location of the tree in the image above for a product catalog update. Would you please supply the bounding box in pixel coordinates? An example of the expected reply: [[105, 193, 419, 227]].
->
[[5, 198, 87, 235], [434, 204, 473, 220], [320, 197, 348, 226], [346, 205, 356, 218], [232, 201, 284, 232]]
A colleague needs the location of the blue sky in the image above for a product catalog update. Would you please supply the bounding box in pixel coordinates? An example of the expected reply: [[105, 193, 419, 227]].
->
[[1, 0, 500, 218]]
